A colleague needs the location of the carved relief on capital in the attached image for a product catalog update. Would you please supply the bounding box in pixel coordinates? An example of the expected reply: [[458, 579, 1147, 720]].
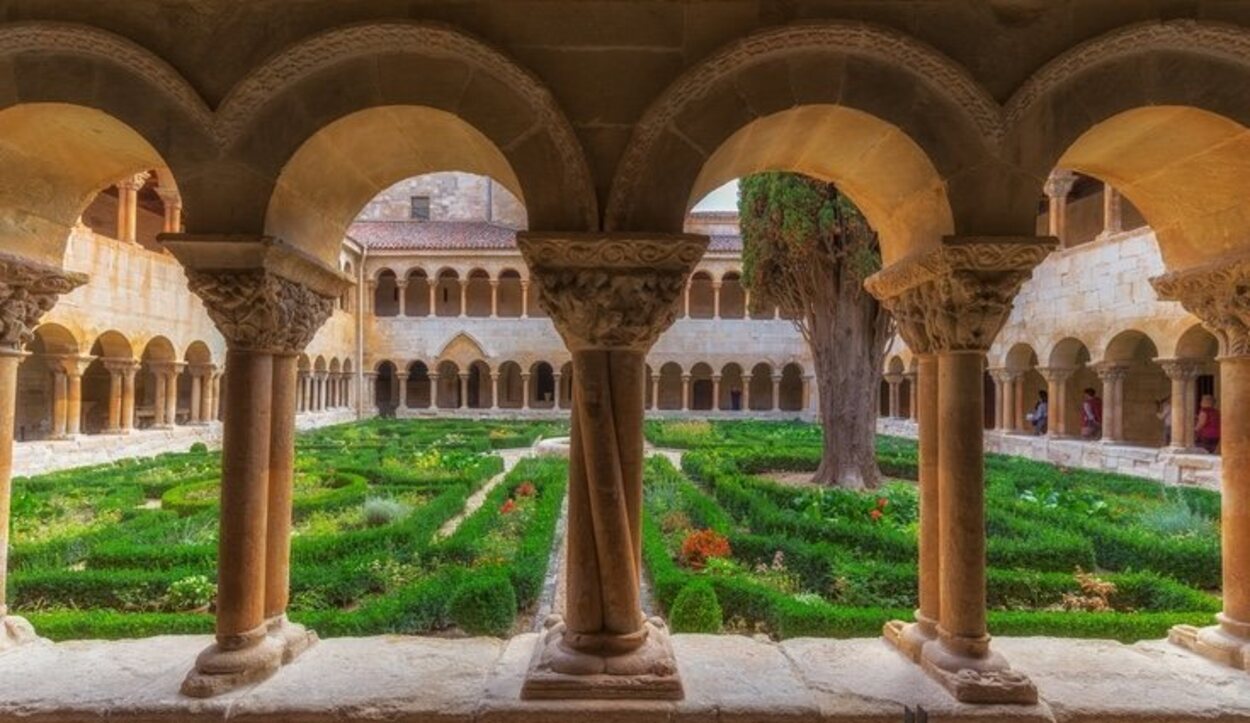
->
[[1043, 169, 1078, 200], [865, 238, 1056, 353], [0, 253, 88, 349], [1152, 255, 1250, 357], [1037, 366, 1076, 384], [186, 269, 334, 353], [517, 233, 707, 351], [1091, 362, 1129, 383], [1156, 358, 1204, 381]]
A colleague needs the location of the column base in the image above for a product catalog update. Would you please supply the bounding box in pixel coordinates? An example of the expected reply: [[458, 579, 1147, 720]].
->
[[1163, 445, 1209, 456], [1170, 614, 1250, 670], [882, 612, 937, 662], [267, 614, 317, 664], [919, 638, 1038, 705], [181, 626, 284, 698], [0, 614, 40, 651], [521, 615, 683, 701]]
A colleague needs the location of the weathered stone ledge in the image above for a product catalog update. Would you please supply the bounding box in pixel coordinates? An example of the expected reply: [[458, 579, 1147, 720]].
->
[[1, 633, 1248, 722]]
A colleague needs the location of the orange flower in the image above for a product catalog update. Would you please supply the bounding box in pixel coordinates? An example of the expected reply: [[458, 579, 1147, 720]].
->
[[680, 529, 731, 570], [500, 499, 517, 515], [869, 509, 883, 522], [877, 497, 889, 508], [516, 482, 537, 498]]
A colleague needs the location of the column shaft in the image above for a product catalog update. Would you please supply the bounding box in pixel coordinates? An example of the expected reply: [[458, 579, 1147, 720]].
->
[[50, 369, 68, 438], [265, 355, 298, 624], [0, 353, 20, 618], [107, 369, 122, 432], [121, 367, 136, 431]]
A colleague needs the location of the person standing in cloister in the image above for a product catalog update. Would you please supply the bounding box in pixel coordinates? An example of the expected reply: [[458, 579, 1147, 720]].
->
[[1081, 387, 1103, 439], [1156, 395, 1172, 446], [1026, 390, 1048, 435], [1195, 394, 1221, 453]]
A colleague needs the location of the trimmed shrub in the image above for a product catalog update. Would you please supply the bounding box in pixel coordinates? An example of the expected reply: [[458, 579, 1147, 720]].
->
[[449, 573, 516, 636], [670, 580, 722, 633], [362, 497, 409, 527]]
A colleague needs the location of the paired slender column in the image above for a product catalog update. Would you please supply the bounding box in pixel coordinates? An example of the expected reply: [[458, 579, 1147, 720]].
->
[[428, 279, 437, 317], [1158, 359, 1202, 451], [650, 375, 660, 410], [428, 372, 438, 409], [58, 356, 90, 437], [1044, 169, 1077, 248], [521, 372, 531, 409], [458, 372, 468, 409], [905, 371, 919, 421], [120, 362, 138, 431], [868, 236, 1053, 704], [157, 188, 183, 234], [1154, 257, 1250, 670], [103, 361, 124, 432], [1038, 367, 1074, 438], [190, 371, 204, 423], [711, 281, 722, 319], [516, 231, 704, 700], [49, 366, 68, 439], [681, 374, 691, 410], [490, 372, 500, 410], [520, 279, 530, 318], [396, 280, 408, 317], [1100, 184, 1123, 238], [396, 372, 409, 409], [0, 254, 86, 650], [742, 378, 752, 411], [116, 172, 149, 245], [771, 374, 782, 411], [711, 375, 721, 411], [885, 373, 903, 418], [165, 235, 346, 697], [490, 280, 499, 317], [1093, 363, 1128, 443], [458, 279, 468, 318], [166, 365, 182, 427]]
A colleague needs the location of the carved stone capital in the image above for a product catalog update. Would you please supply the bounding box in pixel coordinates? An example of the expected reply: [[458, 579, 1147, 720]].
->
[[1091, 362, 1129, 383], [1156, 358, 1204, 381], [1043, 169, 1078, 200], [865, 237, 1056, 353], [162, 236, 352, 354], [0, 253, 87, 349], [517, 233, 707, 352], [118, 171, 150, 193], [1151, 254, 1250, 357], [1037, 366, 1076, 384]]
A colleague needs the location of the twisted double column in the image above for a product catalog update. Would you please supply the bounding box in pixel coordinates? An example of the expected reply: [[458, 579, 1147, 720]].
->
[[868, 236, 1055, 705], [517, 232, 706, 701], [0, 253, 86, 650], [164, 236, 349, 697], [1154, 255, 1250, 671]]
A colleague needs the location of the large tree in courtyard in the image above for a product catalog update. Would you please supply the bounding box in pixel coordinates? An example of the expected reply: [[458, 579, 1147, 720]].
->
[[739, 172, 893, 489]]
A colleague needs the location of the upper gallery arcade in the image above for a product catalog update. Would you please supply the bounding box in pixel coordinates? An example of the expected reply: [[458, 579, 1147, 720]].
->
[[5, 1, 1250, 720]]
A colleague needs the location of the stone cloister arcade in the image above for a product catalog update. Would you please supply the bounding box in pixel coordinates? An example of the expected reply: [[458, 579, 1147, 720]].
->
[[3, 5, 1250, 720]]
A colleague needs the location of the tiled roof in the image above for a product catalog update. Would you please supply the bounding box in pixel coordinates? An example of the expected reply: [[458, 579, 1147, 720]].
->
[[348, 220, 744, 253], [348, 221, 519, 250]]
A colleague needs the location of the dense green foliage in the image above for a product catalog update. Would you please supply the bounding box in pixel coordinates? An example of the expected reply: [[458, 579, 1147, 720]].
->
[[643, 420, 1221, 642], [670, 580, 722, 633], [9, 420, 567, 641], [450, 573, 519, 636]]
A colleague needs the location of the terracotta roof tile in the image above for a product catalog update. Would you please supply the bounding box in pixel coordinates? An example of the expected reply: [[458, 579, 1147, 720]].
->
[[347, 221, 518, 250]]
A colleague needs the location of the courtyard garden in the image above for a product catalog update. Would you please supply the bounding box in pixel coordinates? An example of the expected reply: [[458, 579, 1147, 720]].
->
[[4, 417, 1223, 644]]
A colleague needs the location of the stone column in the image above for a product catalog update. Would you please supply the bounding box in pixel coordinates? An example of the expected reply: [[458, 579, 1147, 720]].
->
[[520, 279, 530, 318], [0, 254, 86, 650], [1044, 169, 1077, 248], [742, 378, 751, 411], [1154, 259, 1250, 669], [490, 372, 500, 410], [164, 236, 346, 697], [458, 372, 468, 409], [49, 366, 68, 439], [997, 370, 1018, 432], [1038, 367, 1074, 438], [165, 365, 182, 427], [395, 279, 408, 317], [490, 279, 499, 318], [428, 373, 438, 409], [681, 374, 691, 411], [211, 373, 222, 422], [104, 361, 124, 433], [683, 281, 691, 318], [867, 237, 1052, 704], [650, 374, 660, 411], [396, 372, 409, 410], [458, 279, 468, 318], [1100, 184, 1123, 238], [771, 374, 782, 411], [553, 371, 564, 408], [521, 372, 531, 409], [190, 370, 204, 423], [516, 231, 704, 700], [63, 357, 90, 437], [428, 279, 437, 316], [711, 375, 721, 411], [1013, 374, 1027, 433], [121, 362, 138, 432], [885, 373, 903, 419], [743, 288, 752, 318], [712, 280, 722, 319], [157, 187, 183, 234], [1158, 359, 1202, 451], [1094, 363, 1128, 443], [116, 172, 149, 245], [905, 371, 919, 421]]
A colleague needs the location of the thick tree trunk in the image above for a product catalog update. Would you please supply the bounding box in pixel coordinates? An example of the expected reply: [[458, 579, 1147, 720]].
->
[[808, 263, 890, 490]]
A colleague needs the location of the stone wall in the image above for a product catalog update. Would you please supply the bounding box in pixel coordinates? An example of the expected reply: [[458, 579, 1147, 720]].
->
[[355, 172, 526, 229]]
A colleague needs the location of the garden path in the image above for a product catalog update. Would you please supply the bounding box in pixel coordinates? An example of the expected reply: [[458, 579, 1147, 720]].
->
[[435, 445, 534, 539]]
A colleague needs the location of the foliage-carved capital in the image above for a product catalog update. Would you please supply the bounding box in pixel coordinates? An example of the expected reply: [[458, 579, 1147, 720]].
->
[[865, 237, 1056, 353], [1151, 254, 1250, 357], [0, 253, 87, 349], [186, 269, 333, 353], [518, 233, 708, 351]]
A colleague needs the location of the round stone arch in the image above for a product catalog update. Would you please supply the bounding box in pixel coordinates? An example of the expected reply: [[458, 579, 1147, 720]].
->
[[202, 22, 595, 268], [1005, 20, 1250, 272], [0, 24, 215, 265], [605, 22, 997, 266]]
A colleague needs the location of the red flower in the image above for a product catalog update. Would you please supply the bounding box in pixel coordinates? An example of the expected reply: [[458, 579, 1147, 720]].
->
[[877, 498, 889, 508], [516, 482, 537, 498], [500, 499, 517, 515], [869, 509, 883, 522], [680, 529, 731, 570]]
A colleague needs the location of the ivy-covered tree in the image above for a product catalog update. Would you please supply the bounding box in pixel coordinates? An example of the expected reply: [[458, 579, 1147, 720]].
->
[[739, 172, 893, 489]]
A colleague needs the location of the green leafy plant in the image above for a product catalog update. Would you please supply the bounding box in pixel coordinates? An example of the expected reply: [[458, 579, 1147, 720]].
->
[[166, 575, 216, 612], [670, 580, 722, 633], [362, 497, 410, 528], [449, 573, 516, 636]]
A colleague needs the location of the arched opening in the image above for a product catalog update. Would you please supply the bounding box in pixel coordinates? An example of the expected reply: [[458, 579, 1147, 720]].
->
[[405, 269, 431, 317], [497, 269, 524, 318], [182, 341, 213, 424], [1048, 338, 1098, 439], [435, 269, 461, 317], [689, 363, 714, 410], [465, 269, 492, 317], [719, 363, 744, 411], [688, 272, 715, 319], [748, 363, 773, 412], [658, 363, 683, 410], [1171, 325, 1222, 450], [81, 331, 134, 435], [1104, 331, 1169, 447], [15, 324, 81, 442], [497, 362, 524, 409], [435, 361, 460, 409], [374, 269, 400, 317], [779, 363, 804, 412], [720, 272, 745, 320], [531, 362, 556, 408], [138, 337, 177, 430], [374, 361, 397, 416], [1006, 344, 1046, 435], [467, 360, 491, 409], [406, 361, 431, 408]]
